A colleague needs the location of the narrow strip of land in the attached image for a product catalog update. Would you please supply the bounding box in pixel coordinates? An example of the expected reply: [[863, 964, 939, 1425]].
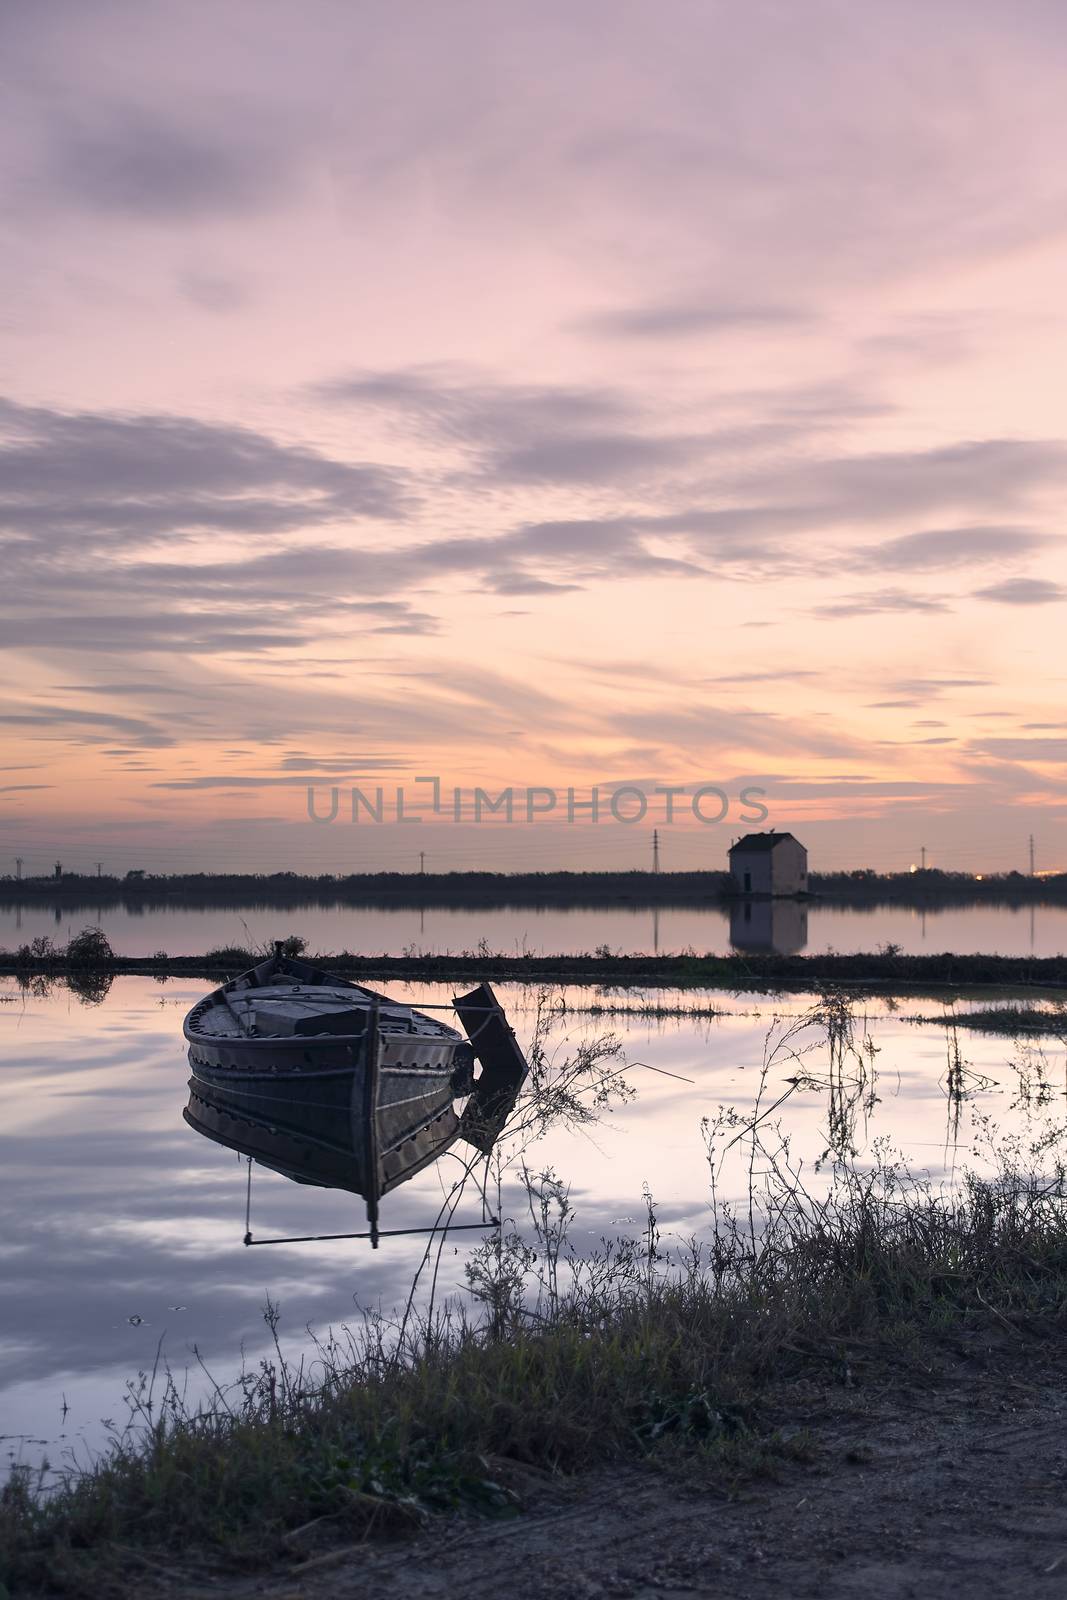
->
[[2, 866, 1066, 910], [3, 945, 1067, 993]]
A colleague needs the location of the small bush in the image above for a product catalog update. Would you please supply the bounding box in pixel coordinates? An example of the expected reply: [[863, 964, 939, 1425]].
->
[[65, 927, 113, 967], [203, 945, 253, 966], [15, 936, 55, 965]]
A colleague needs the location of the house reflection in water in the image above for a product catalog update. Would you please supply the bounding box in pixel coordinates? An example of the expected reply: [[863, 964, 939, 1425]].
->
[[729, 897, 809, 954]]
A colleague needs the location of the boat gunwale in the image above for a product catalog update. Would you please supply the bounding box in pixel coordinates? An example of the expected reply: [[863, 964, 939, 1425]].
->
[[183, 965, 464, 1050], [187, 1057, 461, 1083], [184, 1025, 456, 1050]]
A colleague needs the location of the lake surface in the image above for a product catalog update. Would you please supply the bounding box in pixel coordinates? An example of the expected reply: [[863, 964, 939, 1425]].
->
[[3, 970, 1064, 1475], [2, 898, 1065, 958]]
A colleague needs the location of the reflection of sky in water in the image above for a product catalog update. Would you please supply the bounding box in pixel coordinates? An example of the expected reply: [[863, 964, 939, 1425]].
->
[[1, 899, 1066, 958], [1, 974, 1063, 1467]]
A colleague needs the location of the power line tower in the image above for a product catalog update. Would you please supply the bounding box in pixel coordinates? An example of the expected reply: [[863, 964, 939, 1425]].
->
[[652, 829, 660, 874], [1029, 834, 1035, 876], [95, 861, 102, 879], [14, 857, 22, 881], [419, 851, 426, 875], [920, 845, 926, 870]]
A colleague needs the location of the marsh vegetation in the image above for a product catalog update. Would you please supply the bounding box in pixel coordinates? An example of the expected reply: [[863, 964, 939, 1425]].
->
[[4, 930, 1067, 996], [4, 993, 1067, 1596]]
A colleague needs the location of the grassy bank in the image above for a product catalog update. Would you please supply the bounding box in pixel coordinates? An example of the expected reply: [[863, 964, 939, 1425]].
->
[[2, 930, 1067, 995], [4, 1152, 1067, 1597]]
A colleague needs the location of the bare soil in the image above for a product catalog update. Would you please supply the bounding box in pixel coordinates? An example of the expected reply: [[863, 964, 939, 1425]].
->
[[160, 1336, 1067, 1600]]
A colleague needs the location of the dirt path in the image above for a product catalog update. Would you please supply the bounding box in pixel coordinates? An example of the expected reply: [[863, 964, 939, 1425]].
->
[[168, 1348, 1067, 1600]]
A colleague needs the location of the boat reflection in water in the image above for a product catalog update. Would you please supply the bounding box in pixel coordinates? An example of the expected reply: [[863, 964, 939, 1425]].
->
[[182, 949, 528, 1246], [729, 898, 809, 955]]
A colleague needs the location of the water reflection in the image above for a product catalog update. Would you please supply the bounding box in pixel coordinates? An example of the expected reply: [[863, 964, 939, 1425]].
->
[[729, 897, 808, 954], [3, 898, 1067, 958], [2, 974, 1064, 1471]]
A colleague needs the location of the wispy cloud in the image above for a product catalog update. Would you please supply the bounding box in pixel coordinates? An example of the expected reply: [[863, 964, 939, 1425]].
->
[[973, 577, 1065, 604], [177, 270, 253, 313], [854, 524, 1044, 572], [811, 589, 951, 619], [576, 300, 813, 339], [37, 102, 306, 220], [0, 397, 406, 542], [967, 737, 1067, 761], [0, 704, 174, 748], [153, 773, 403, 790]]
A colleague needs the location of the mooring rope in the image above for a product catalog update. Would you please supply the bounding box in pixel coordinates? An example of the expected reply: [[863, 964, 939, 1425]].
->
[[244, 1155, 253, 1244]]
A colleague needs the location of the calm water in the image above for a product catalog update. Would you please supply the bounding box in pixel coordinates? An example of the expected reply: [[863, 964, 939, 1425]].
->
[[2, 969, 1064, 1473], [1, 898, 1065, 958]]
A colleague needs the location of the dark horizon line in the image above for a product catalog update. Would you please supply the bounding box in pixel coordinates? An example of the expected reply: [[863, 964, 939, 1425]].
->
[[0, 865, 1065, 911]]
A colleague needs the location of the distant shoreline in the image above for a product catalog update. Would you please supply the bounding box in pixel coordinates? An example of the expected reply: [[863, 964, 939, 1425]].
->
[[1, 867, 1065, 910]]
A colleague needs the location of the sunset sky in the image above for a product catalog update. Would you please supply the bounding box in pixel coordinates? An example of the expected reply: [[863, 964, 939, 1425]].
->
[[2, 0, 1066, 875]]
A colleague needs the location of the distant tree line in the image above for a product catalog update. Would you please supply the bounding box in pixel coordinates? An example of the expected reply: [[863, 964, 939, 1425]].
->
[[809, 868, 1067, 905], [0, 866, 1065, 909]]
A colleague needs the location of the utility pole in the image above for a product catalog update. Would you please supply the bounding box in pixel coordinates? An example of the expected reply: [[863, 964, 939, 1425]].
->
[[14, 857, 22, 881], [652, 828, 660, 874], [1029, 834, 1035, 877]]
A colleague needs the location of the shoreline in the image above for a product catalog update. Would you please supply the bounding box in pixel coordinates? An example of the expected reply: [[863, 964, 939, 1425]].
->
[[2, 866, 1066, 912], [5, 1158, 1067, 1597], [2, 943, 1067, 994]]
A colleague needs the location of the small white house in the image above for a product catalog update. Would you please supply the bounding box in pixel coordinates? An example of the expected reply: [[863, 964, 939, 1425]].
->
[[728, 831, 808, 897]]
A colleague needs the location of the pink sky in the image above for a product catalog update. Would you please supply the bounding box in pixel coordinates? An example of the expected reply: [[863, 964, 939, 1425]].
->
[[1, 0, 1066, 875]]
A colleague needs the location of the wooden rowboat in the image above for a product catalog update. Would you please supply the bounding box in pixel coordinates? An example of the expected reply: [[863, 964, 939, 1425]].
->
[[182, 948, 528, 1244]]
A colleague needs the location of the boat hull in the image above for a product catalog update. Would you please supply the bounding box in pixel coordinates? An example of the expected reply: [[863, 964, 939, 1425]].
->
[[181, 953, 529, 1237], [183, 1076, 460, 1197], [183, 952, 473, 1217]]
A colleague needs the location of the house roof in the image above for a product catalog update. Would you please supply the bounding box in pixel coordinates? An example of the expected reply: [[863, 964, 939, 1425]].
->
[[729, 831, 802, 854]]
